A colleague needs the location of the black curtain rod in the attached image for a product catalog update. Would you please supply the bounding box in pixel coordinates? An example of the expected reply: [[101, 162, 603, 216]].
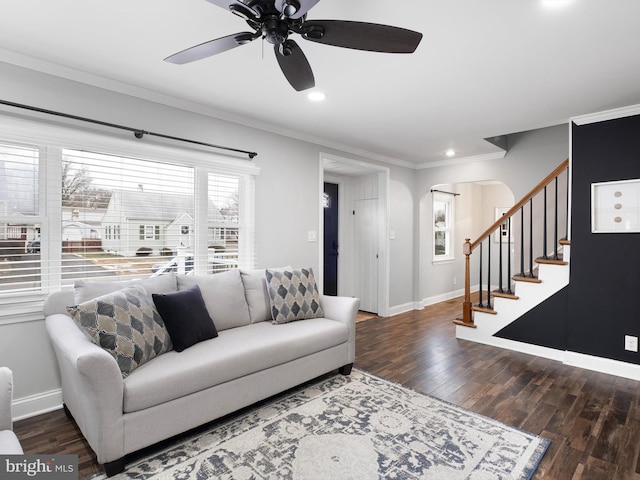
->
[[0, 99, 258, 159], [430, 189, 460, 196]]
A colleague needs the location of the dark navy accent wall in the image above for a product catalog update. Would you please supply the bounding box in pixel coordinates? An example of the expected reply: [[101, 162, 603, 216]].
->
[[494, 114, 640, 363], [568, 115, 640, 364], [495, 287, 568, 350]]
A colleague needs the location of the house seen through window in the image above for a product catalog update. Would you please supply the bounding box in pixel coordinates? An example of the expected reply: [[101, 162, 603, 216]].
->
[[0, 140, 253, 297]]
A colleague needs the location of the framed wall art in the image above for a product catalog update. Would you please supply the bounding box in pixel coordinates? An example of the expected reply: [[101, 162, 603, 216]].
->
[[591, 179, 640, 233]]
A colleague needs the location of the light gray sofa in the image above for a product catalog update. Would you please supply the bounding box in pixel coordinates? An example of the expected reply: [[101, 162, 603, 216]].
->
[[44, 268, 358, 476], [0, 367, 23, 454]]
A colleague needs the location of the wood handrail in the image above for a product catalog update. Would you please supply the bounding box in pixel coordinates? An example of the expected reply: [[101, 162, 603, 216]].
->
[[469, 158, 569, 251], [456, 158, 569, 328]]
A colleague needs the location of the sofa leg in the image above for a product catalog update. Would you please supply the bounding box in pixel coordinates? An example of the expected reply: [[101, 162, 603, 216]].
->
[[339, 363, 353, 375], [62, 403, 73, 420], [104, 458, 125, 477]]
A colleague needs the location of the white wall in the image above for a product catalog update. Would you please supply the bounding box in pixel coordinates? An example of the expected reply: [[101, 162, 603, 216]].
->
[[0, 61, 418, 409], [416, 125, 569, 303], [0, 62, 567, 414]]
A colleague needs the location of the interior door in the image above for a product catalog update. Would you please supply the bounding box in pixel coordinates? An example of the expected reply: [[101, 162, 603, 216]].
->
[[354, 198, 378, 313], [323, 182, 339, 296]]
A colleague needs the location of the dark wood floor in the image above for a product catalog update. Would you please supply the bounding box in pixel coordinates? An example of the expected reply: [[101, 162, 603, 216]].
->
[[14, 296, 640, 479]]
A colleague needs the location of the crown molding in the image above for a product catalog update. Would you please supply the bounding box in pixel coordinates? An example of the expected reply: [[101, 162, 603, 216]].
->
[[0, 48, 420, 170], [572, 104, 640, 126], [416, 151, 506, 170]]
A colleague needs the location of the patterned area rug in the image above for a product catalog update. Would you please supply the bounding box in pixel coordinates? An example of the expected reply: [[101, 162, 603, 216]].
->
[[93, 370, 549, 480]]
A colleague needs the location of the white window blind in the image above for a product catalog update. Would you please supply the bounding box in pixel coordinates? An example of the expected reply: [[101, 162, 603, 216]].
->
[[0, 120, 258, 304], [0, 142, 41, 293], [60, 149, 196, 283]]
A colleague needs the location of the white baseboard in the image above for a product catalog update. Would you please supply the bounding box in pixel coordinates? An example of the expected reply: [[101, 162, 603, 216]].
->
[[453, 332, 640, 382], [387, 302, 420, 317], [13, 388, 63, 421], [456, 330, 566, 363], [420, 286, 477, 308], [564, 351, 640, 381]]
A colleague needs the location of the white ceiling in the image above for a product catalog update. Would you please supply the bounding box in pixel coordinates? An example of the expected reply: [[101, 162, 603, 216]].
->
[[1, 0, 639, 166]]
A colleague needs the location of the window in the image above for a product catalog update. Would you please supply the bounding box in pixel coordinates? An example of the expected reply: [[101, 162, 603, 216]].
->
[[0, 116, 258, 308], [0, 142, 41, 293], [432, 191, 455, 261]]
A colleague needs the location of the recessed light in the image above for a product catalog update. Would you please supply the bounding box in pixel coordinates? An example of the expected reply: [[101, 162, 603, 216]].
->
[[307, 91, 326, 102], [541, 0, 575, 10], [446, 149, 455, 157]]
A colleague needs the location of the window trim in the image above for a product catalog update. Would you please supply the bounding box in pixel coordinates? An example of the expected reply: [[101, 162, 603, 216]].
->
[[432, 191, 456, 263], [0, 114, 260, 315]]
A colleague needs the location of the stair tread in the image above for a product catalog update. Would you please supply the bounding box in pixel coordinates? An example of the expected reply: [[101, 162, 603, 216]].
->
[[559, 238, 571, 245], [513, 274, 542, 284], [453, 319, 477, 329], [491, 290, 519, 300], [472, 305, 497, 315], [536, 255, 568, 265]]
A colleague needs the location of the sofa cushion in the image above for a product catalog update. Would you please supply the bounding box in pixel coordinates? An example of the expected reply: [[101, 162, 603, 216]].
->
[[122, 318, 348, 413], [177, 270, 250, 331], [67, 285, 173, 377], [152, 285, 218, 352], [240, 266, 291, 323], [265, 267, 324, 324], [74, 274, 177, 304]]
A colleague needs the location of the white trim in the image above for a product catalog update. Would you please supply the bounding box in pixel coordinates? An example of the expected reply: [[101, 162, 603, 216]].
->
[[564, 351, 640, 381], [420, 287, 470, 308], [416, 151, 506, 170], [319, 153, 390, 317], [572, 104, 640, 126], [388, 302, 420, 316], [12, 388, 62, 421], [454, 331, 566, 363]]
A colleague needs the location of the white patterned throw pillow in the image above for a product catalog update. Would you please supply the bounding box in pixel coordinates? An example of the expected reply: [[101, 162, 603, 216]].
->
[[265, 267, 324, 324], [67, 285, 172, 377]]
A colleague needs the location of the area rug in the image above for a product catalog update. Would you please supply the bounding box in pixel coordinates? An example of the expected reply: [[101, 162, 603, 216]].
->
[[93, 370, 550, 480]]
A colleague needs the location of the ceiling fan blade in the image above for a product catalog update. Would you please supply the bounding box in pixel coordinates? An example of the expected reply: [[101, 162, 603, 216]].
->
[[164, 32, 255, 64], [275, 0, 321, 19], [302, 20, 423, 53], [274, 40, 315, 91]]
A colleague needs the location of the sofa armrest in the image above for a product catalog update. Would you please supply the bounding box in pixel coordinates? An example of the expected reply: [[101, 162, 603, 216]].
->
[[320, 295, 360, 363], [45, 313, 125, 464], [0, 367, 14, 431]]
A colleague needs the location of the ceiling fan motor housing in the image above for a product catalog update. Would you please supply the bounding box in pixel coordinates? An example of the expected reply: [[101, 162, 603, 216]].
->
[[262, 16, 289, 45]]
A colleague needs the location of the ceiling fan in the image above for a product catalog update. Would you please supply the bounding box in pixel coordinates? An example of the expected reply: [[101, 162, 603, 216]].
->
[[165, 0, 423, 91]]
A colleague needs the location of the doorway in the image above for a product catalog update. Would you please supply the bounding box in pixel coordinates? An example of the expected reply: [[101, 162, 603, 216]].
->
[[323, 182, 339, 296], [319, 154, 390, 317]]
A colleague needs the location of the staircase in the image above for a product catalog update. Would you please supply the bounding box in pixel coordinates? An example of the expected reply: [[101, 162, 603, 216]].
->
[[454, 159, 570, 357]]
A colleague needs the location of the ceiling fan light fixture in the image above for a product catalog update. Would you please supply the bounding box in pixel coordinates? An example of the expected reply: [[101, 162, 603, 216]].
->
[[445, 149, 456, 157], [282, 0, 300, 17], [229, 3, 256, 21], [279, 41, 294, 56]]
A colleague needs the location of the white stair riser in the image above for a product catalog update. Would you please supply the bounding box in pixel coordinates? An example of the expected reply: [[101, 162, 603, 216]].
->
[[457, 246, 570, 340]]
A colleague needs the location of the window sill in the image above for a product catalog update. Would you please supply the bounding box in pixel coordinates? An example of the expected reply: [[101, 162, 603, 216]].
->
[[432, 257, 456, 265]]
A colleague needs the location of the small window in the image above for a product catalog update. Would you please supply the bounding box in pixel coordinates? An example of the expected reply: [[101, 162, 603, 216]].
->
[[432, 191, 455, 261]]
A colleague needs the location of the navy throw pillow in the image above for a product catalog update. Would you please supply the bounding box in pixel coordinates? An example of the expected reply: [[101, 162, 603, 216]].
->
[[152, 284, 218, 352]]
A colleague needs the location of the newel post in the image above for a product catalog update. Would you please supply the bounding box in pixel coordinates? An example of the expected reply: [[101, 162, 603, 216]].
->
[[455, 238, 475, 327]]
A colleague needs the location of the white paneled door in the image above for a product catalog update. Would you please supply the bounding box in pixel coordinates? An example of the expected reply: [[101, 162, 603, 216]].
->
[[354, 198, 378, 313]]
